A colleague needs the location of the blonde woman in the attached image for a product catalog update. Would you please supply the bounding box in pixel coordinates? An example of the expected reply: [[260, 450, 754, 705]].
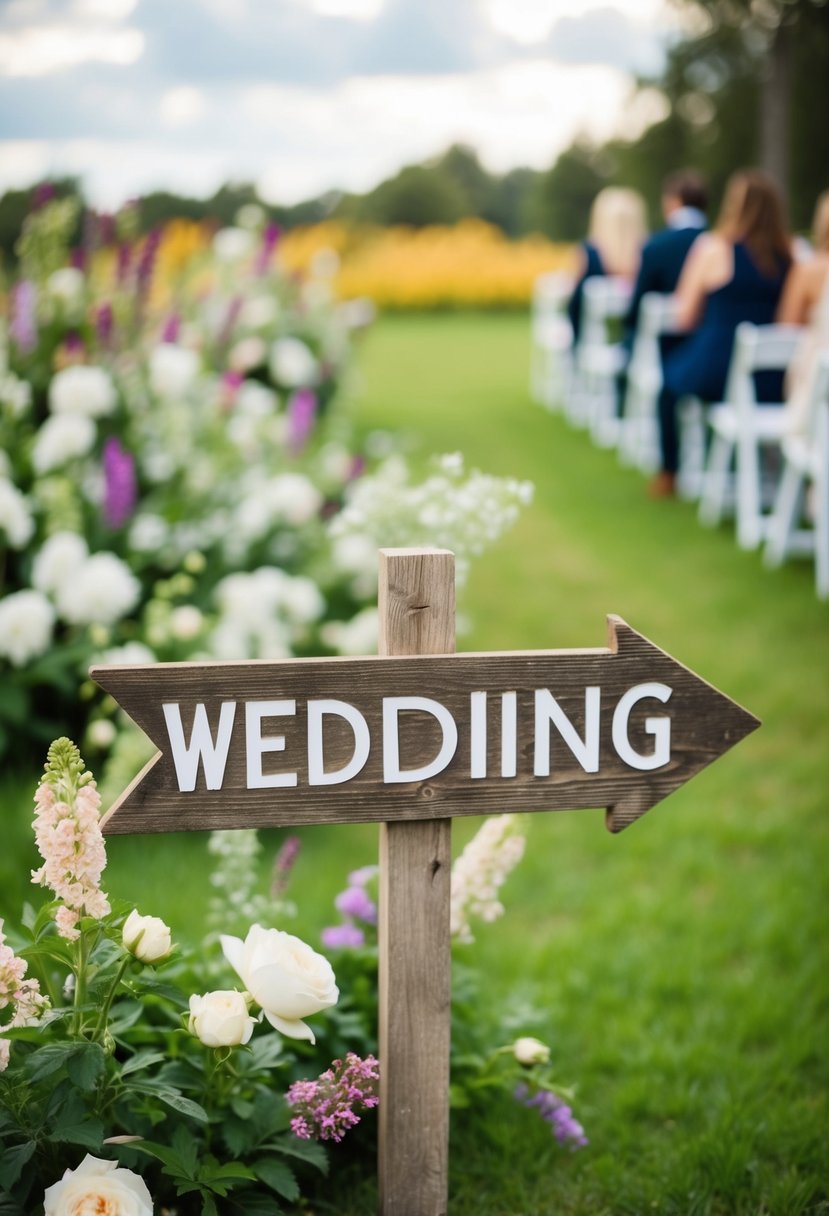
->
[[566, 186, 648, 344], [779, 192, 829, 440], [777, 190, 829, 328]]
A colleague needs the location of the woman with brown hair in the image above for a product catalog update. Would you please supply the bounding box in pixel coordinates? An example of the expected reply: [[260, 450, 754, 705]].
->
[[650, 169, 792, 497]]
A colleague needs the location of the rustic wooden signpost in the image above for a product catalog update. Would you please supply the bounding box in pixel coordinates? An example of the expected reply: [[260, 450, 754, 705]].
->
[[92, 547, 759, 1216]]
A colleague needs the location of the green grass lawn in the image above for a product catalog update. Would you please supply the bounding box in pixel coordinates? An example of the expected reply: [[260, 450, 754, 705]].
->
[[3, 311, 829, 1214]]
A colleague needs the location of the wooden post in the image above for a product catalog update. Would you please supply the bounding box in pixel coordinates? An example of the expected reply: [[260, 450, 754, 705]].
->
[[377, 548, 454, 1216]]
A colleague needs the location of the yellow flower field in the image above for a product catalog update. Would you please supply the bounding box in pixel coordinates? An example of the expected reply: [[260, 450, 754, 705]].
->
[[280, 218, 575, 310]]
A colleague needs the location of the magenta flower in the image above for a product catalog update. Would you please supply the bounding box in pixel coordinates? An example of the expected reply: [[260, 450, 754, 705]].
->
[[31, 181, 56, 210], [287, 1052, 379, 1142], [348, 864, 377, 887], [271, 834, 301, 897], [335, 885, 377, 925], [514, 1084, 588, 1150], [256, 222, 282, 276], [95, 303, 114, 349], [102, 436, 137, 529], [321, 924, 365, 950], [161, 313, 181, 343], [10, 281, 37, 354], [287, 388, 317, 454]]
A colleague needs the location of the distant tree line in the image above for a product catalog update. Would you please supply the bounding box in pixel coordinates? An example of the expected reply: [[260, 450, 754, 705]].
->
[[1, 0, 826, 262]]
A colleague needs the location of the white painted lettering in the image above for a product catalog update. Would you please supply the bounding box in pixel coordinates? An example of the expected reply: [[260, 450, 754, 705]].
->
[[470, 691, 487, 779], [534, 687, 601, 774], [307, 699, 371, 785], [246, 700, 297, 789], [383, 696, 458, 784], [163, 701, 236, 792], [612, 682, 672, 770], [501, 691, 517, 778]]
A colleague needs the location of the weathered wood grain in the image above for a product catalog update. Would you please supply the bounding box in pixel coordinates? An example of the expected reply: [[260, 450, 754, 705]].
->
[[378, 549, 453, 1216]]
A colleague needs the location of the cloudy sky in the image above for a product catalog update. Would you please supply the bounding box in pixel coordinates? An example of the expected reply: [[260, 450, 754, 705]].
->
[[0, 0, 680, 208]]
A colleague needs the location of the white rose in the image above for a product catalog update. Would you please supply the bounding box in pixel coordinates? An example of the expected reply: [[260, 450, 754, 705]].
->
[[513, 1036, 551, 1066], [43, 1153, 152, 1216], [32, 531, 89, 597], [32, 414, 96, 473], [188, 990, 256, 1047], [169, 604, 204, 640], [269, 336, 318, 388], [213, 226, 255, 262], [49, 365, 116, 418], [56, 552, 140, 626], [0, 589, 55, 666], [221, 924, 338, 1043], [148, 343, 199, 399], [122, 909, 172, 963], [47, 267, 85, 308], [0, 478, 34, 548]]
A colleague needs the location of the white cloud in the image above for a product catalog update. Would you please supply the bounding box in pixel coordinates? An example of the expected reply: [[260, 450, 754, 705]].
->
[[159, 85, 207, 127], [0, 23, 145, 77]]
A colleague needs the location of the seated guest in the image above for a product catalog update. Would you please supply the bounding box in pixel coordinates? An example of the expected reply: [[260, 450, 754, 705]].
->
[[779, 191, 829, 442], [566, 186, 647, 345], [650, 169, 792, 498], [777, 189, 829, 327], [624, 169, 708, 342]]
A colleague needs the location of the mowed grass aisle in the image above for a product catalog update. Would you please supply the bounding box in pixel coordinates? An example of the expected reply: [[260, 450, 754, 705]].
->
[[349, 313, 829, 1215], [1, 312, 827, 1214]]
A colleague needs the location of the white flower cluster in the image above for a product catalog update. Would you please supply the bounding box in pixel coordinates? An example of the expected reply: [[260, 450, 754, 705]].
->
[[450, 814, 526, 944], [49, 365, 116, 418], [211, 566, 325, 659], [0, 476, 34, 547], [0, 370, 32, 418], [329, 452, 534, 588], [32, 530, 140, 627]]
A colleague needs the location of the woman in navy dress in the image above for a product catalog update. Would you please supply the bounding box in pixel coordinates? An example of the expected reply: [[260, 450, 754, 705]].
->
[[652, 169, 792, 497], [566, 187, 647, 345]]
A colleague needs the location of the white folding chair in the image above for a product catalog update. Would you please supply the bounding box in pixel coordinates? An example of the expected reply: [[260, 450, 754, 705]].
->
[[529, 271, 575, 411], [764, 351, 829, 599], [697, 323, 801, 549], [571, 276, 630, 445], [618, 292, 677, 472]]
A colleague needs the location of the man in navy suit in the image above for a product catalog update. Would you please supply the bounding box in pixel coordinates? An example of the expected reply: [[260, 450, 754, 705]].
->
[[626, 170, 708, 338]]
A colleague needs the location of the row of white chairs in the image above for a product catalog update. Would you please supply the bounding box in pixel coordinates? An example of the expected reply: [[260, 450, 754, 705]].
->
[[530, 271, 829, 599]]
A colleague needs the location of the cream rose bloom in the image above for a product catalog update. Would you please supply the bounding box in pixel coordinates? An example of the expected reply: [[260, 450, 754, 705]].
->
[[220, 924, 338, 1043], [122, 910, 172, 963], [188, 990, 256, 1047], [513, 1036, 551, 1066], [43, 1154, 152, 1215]]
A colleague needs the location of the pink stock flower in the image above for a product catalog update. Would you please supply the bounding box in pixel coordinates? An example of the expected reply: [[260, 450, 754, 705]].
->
[[31, 739, 111, 941], [287, 1052, 379, 1142], [0, 918, 48, 1071]]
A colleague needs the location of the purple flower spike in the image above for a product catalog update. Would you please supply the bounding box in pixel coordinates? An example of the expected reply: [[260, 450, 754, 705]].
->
[[321, 924, 365, 950], [271, 834, 301, 897], [335, 885, 377, 925], [95, 303, 114, 349], [32, 181, 56, 210], [102, 436, 137, 529], [161, 313, 181, 343], [256, 222, 282, 276], [287, 387, 317, 455], [116, 243, 132, 285], [136, 229, 162, 297], [348, 864, 378, 888], [10, 281, 38, 354], [514, 1084, 588, 1151]]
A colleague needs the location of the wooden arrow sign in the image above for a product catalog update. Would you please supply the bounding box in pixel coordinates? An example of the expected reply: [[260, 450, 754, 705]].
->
[[91, 614, 759, 836]]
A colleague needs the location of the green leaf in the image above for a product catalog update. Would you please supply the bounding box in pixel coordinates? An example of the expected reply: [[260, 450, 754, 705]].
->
[[50, 1118, 104, 1150], [66, 1041, 106, 1090], [171, 1124, 200, 1175], [155, 1089, 209, 1123], [122, 1139, 190, 1173], [0, 1141, 36, 1189], [200, 1196, 219, 1216], [25, 1041, 79, 1081], [270, 1137, 328, 1174], [254, 1158, 299, 1201], [21, 936, 73, 967], [120, 1050, 167, 1077], [229, 1194, 284, 1216], [247, 1034, 287, 1072]]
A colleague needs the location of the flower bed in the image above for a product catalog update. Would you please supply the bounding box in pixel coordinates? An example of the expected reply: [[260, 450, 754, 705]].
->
[[0, 739, 585, 1211], [0, 195, 532, 767]]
